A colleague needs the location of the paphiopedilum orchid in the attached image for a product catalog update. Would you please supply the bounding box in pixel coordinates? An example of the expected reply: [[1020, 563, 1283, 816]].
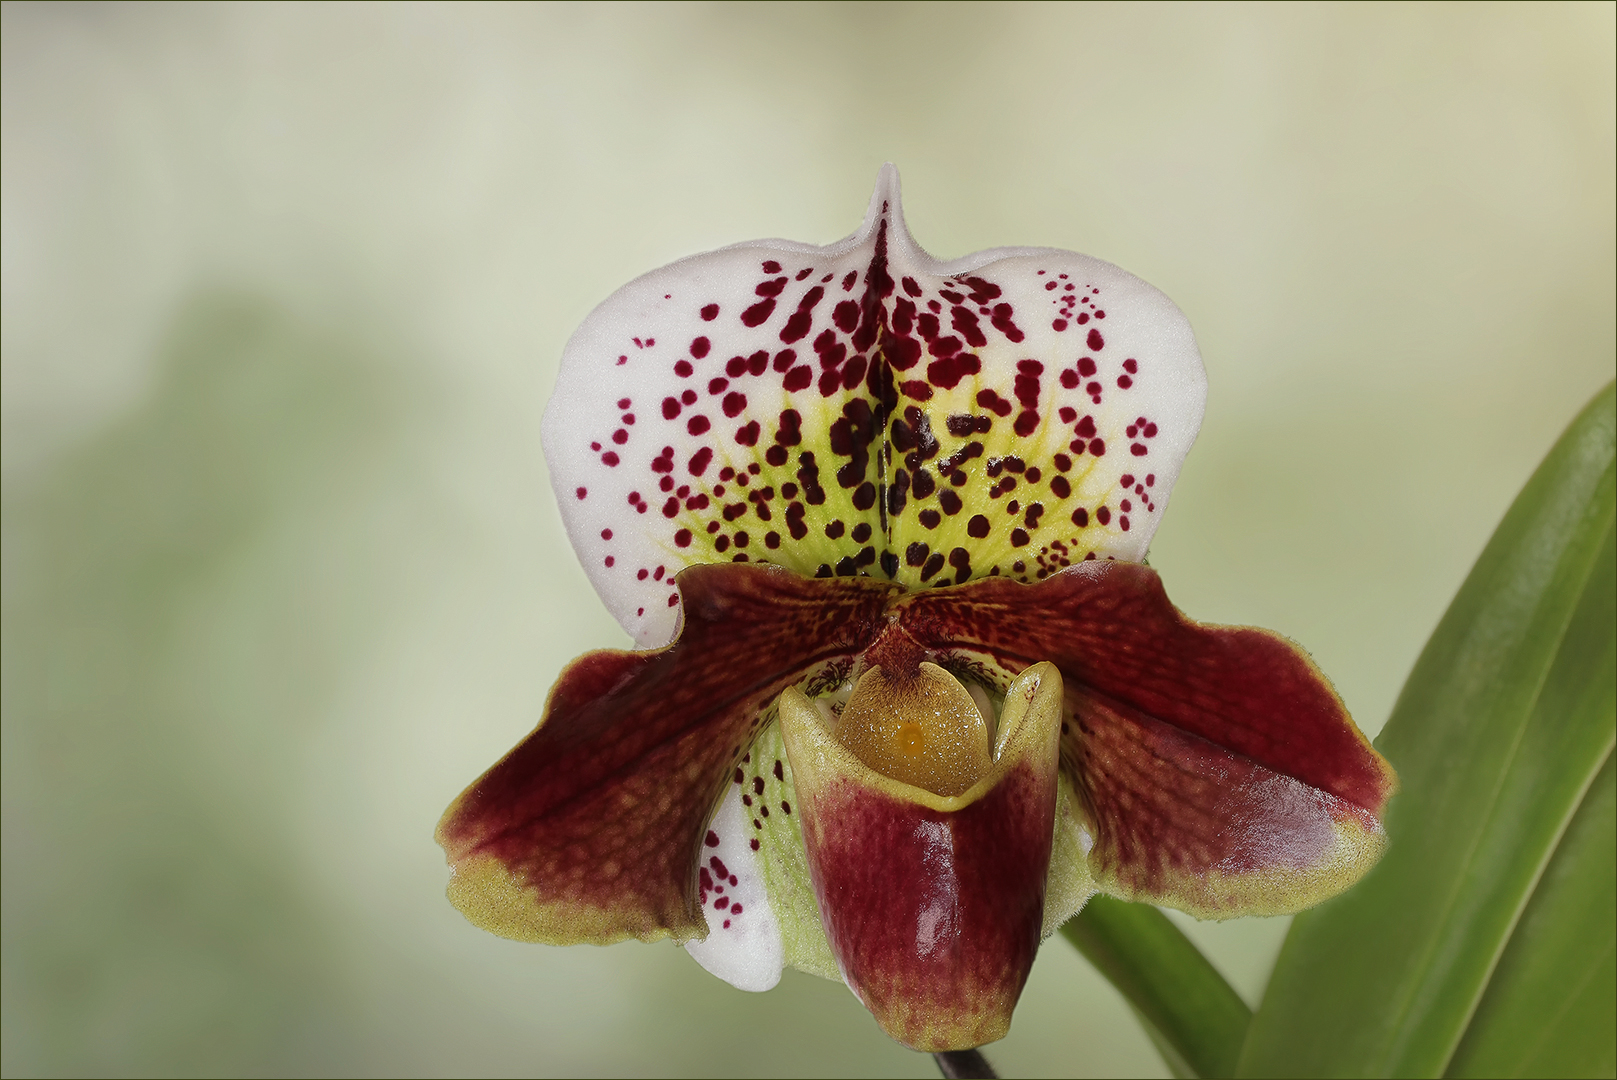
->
[[437, 166, 1396, 1053]]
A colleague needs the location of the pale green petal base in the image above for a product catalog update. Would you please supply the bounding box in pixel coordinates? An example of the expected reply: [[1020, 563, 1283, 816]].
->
[[1043, 771, 1100, 938], [743, 715, 841, 981]]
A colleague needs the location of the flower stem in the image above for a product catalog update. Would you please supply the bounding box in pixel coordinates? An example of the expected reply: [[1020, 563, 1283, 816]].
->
[[1062, 895, 1250, 1078], [933, 1048, 998, 1078]]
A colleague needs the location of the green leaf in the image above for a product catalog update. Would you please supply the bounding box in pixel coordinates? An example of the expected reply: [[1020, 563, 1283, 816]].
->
[[1239, 382, 1616, 1078], [1446, 751, 1616, 1078], [1062, 895, 1251, 1078]]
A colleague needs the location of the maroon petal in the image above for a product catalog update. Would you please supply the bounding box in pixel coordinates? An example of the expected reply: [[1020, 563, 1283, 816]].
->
[[436, 564, 896, 944], [897, 562, 1396, 916], [1066, 684, 1386, 914]]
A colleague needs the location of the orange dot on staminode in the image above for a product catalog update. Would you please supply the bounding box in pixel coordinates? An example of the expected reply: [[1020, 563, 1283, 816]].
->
[[898, 723, 925, 757]]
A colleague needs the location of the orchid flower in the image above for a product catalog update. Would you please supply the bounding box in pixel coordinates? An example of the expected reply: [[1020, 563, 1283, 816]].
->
[[436, 167, 1396, 1053]]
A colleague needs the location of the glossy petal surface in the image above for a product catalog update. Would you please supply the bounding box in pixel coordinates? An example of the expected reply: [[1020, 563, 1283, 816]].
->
[[436, 565, 896, 944], [779, 663, 1065, 1051], [545, 165, 1207, 646]]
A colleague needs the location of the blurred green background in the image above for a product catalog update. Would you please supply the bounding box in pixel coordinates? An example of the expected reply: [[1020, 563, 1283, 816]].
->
[[2, 4, 1611, 1077]]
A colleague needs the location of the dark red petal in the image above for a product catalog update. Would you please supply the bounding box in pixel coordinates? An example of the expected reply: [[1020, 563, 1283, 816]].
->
[[896, 562, 1395, 915], [898, 562, 1392, 814], [436, 564, 896, 944], [1067, 684, 1385, 914]]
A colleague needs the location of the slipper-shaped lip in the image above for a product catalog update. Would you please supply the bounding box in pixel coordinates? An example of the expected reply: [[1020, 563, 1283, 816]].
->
[[778, 662, 1065, 1051]]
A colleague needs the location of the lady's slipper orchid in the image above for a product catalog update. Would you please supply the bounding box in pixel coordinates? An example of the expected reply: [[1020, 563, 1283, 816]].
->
[[437, 167, 1396, 1053]]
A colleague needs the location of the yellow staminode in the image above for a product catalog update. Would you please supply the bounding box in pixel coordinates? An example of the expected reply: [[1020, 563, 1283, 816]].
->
[[833, 662, 992, 798]]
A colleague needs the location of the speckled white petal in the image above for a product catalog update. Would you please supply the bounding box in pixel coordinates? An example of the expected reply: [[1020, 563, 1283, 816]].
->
[[684, 776, 784, 992], [736, 715, 842, 981], [544, 165, 1207, 646]]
